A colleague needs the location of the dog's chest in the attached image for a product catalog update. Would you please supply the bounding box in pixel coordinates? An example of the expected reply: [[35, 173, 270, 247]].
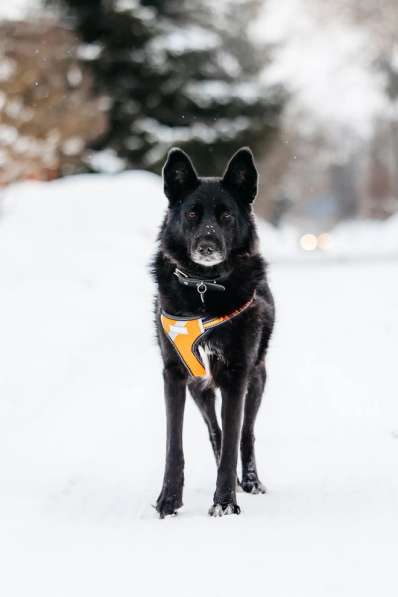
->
[[197, 341, 227, 384]]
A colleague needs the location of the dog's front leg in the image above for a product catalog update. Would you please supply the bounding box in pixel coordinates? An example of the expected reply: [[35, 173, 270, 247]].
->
[[156, 363, 187, 518], [209, 369, 247, 516]]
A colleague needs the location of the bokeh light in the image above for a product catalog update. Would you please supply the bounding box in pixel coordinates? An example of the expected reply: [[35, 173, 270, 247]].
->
[[299, 233, 318, 251]]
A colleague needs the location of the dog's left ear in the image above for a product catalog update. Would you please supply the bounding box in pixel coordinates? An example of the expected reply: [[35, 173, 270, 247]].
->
[[222, 147, 258, 204], [163, 147, 199, 206]]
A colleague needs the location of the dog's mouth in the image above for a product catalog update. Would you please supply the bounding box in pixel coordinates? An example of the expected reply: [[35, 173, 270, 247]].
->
[[191, 251, 225, 267], [190, 249, 225, 267]]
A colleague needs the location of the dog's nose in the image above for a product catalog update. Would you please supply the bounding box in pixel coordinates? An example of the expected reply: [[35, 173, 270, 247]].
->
[[198, 241, 216, 256]]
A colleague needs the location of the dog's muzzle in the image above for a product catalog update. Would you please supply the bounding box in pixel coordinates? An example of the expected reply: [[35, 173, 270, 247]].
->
[[191, 238, 225, 267]]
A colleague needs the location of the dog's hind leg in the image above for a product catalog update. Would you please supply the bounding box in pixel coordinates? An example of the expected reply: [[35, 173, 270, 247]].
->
[[189, 381, 221, 465], [240, 362, 267, 494]]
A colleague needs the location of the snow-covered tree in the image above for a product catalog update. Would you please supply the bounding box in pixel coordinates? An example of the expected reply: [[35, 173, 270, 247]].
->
[[251, 0, 398, 223], [49, 0, 283, 174]]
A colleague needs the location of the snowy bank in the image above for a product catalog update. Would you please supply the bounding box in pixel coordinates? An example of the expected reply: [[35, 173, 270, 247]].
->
[[1, 172, 397, 597]]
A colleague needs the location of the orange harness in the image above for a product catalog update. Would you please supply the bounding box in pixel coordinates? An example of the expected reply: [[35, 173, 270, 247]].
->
[[160, 295, 255, 378]]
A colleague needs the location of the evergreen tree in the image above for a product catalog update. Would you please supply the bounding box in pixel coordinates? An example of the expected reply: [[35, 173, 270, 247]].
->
[[49, 0, 282, 174]]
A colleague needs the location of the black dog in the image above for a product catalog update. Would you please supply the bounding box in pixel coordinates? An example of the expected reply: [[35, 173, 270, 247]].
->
[[152, 147, 275, 517]]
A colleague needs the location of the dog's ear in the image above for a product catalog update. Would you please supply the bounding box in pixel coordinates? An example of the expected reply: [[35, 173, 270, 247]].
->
[[163, 147, 199, 205], [222, 147, 258, 204]]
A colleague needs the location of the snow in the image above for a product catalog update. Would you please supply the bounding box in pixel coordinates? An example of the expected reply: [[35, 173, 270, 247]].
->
[[0, 57, 16, 81], [62, 137, 84, 156], [0, 0, 39, 21], [186, 80, 260, 107], [136, 117, 251, 165], [77, 44, 103, 62], [87, 149, 126, 174], [1, 172, 398, 596], [257, 216, 398, 262], [327, 216, 398, 259], [0, 123, 18, 144], [150, 26, 220, 56]]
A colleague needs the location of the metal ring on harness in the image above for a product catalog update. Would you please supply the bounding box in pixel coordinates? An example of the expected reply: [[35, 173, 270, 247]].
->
[[196, 282, 207, 303]]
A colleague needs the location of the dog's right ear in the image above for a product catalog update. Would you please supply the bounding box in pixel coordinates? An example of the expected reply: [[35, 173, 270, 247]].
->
[[222, 147, 258, 205], [163, 147, 199, 205]]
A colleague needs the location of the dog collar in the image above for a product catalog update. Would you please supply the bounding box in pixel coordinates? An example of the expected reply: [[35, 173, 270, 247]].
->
[[173, 268, 226, 303], [160, 294, 255, 378]]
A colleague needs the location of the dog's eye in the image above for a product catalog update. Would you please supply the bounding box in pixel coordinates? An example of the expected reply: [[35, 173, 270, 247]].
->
[[222, 211, 233, 222], [186, 211, 198, 221]]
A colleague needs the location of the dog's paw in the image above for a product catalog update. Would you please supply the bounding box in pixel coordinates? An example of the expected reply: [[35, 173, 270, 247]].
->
[[240, 474, 267, 495], [155, 492, 183, 519], [208, 502, 241, 517]]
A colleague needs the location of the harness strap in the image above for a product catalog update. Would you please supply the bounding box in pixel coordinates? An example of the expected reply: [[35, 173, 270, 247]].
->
[[160, 294, 255, 377]]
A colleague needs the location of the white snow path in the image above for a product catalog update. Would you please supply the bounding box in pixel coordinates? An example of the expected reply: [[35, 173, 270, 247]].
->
[[0, 174, 397, 596]]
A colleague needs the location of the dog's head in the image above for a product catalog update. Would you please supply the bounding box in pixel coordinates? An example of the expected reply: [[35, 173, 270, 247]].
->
[[161, 147, 258, 269]]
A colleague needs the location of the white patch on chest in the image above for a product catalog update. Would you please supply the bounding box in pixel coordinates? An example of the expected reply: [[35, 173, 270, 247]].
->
[[197, 342, 227, 387]]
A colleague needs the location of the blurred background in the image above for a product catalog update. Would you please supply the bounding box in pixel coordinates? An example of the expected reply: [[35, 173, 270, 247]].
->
[[1, 0, 398, 252], [1, 3, 398, 593]]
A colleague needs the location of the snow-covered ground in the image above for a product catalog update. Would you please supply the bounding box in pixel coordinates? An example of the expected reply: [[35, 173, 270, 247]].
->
[[1, 173, 397, 596]]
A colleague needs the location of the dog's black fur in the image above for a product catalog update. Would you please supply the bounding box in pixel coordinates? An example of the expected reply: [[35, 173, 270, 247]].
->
[[152, 147, 275, 517]]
